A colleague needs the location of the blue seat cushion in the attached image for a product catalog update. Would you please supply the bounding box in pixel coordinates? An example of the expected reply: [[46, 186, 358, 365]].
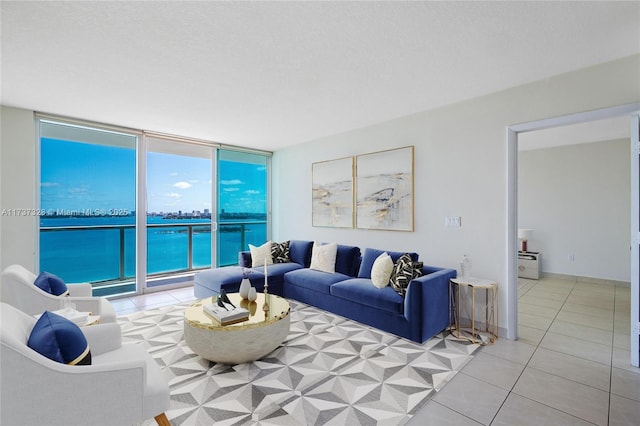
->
[[330, 278, 405, 314], [34, 271, 69, 296], [195, 267, 248, 293], [27, 311, 91, 365], [358, 248, 418, 279], [285, 268, 352, 295]]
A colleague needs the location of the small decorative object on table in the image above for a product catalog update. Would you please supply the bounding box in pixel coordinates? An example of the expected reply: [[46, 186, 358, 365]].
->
[[263, 259, 270, 313], [203, 297, 249, 326], [239, 268, 252, 299], [247, 287, 257, 302]]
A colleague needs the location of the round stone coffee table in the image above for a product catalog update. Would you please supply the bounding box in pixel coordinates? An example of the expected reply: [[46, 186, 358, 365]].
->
[[183, 292, 290, 364]]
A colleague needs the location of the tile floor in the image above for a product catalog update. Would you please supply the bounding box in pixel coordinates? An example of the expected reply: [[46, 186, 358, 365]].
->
[[112, 276, 640, 426], [409, 276, 640, 426]]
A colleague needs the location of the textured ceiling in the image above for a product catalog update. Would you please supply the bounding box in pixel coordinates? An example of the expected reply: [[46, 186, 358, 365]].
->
[[2, 1, 639, 151]]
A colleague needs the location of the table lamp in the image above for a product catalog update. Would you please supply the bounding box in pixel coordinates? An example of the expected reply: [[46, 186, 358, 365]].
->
[[518, 228, 532, 252]]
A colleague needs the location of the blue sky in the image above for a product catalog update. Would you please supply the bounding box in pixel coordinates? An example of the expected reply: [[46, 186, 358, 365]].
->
[[40, 139, 267, 214]]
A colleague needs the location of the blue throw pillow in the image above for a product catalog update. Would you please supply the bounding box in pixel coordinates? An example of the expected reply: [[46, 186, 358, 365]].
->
[[34, 272, 68, 296], [27, 311, 92, 365], [335, 244, 361, 276]]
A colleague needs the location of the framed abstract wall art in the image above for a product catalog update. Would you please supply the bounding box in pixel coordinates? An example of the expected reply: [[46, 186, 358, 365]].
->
[[312, 157, 354, 228], [356, 146, 414, 231]]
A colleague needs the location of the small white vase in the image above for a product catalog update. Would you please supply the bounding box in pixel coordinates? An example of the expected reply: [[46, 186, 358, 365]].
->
[[247, 286, 257, 302], [239, 278, 251, 299]]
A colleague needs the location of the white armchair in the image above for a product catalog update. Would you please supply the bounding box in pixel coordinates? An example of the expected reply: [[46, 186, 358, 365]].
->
[[0, 302, 170, 426], [1, 264, 116, 322]]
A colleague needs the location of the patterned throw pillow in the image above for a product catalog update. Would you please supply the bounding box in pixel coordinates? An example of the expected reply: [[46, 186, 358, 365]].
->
[[389, 253, 423, 296], [271, 240, 291, 263]]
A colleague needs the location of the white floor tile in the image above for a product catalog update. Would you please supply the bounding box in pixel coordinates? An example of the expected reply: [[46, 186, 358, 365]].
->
[[540, 332, 612, 365], [432, 373, 509, 425], [610, 366, 640, 402], [528, 347, 611, 391], [513, 368, 610, 426], [609, 394, 640, 426], [460, 352, 526, 390], [492, 393, 594, 426], [406, 401, 482, 426]]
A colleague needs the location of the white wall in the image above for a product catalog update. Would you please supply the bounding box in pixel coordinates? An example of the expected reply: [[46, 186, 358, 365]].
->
[[519, 139, 630, 282], [0, 106, 37, 270], [273, 54, 640, 334]]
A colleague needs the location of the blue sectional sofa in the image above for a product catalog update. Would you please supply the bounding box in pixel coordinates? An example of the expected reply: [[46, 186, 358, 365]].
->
[[194, 240, 456, 343]]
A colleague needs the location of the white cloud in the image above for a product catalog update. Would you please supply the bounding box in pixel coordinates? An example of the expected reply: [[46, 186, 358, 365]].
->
[[223, 188, 240, 192], [165, 192, 182, 198], [220, 179, 243, 185], [173, 181, 192, 189], [244, 190, 260, 195], [169, 172, 179, 177]]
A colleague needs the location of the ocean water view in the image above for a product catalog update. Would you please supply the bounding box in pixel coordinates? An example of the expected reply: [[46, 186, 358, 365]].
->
[[40, 216, 266, 285]]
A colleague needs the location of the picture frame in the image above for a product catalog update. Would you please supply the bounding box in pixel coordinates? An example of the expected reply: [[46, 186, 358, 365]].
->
[[311, 156, 354, 228], [356, 146, 414, 231]]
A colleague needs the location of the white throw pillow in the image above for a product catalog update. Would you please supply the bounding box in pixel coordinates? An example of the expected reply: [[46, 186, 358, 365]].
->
[[371, 252, 394, 288], [249, 241, 274, 267], [309, 242, 338, 273]]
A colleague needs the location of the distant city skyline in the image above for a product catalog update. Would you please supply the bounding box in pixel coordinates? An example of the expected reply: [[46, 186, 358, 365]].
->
[[40, 138, 267, 214]]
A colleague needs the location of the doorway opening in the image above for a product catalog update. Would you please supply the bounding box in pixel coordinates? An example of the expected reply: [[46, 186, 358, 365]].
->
[[506, 103, 640, 367]]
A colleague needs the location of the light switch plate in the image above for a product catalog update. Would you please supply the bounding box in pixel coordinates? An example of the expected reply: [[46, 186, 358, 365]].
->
[[445, 216, 462, 228]]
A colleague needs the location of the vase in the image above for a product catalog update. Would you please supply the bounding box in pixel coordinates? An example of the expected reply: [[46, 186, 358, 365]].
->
[[239, 278, 251, 299], [247, 286, 257, 302]]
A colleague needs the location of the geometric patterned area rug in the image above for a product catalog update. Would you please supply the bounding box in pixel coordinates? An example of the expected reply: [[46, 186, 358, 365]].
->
[[119, 300, 480, 425]]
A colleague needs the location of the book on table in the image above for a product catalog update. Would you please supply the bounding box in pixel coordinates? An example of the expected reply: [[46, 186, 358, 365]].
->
[[203, 301, 249, 325]]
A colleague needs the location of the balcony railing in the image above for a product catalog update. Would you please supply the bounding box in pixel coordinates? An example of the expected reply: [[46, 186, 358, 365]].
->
[[39, 221, 266, 290]]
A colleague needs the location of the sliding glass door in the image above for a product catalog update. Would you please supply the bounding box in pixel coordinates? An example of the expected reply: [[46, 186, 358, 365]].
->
[[145, 136, 214, 288]]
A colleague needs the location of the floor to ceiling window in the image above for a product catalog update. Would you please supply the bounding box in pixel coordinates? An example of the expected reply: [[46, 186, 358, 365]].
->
[[38, 118, 270, 296], [39, 120, 138, 296], [217, 149, 269, 266]]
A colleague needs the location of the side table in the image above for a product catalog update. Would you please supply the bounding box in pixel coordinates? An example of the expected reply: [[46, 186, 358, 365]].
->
[[450, 277, 498, 344]]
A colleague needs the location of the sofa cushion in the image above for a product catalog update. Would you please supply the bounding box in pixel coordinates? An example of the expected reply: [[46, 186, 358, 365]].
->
[[27, 311, 92, 365], [335, 244, 361, 277], [330, 278, 405, 314], [310, 242, 338, 273], [289, 240, 314, 267], [390, 254, 423, 296], [195, 267, 252, 294], [358, 248, 418, 279], [249, 241, 274, 267], [271, 240, 291, 263], [371, 252, 394, 288], [284, 268, 352, 295], [34, 271, 69, 296]]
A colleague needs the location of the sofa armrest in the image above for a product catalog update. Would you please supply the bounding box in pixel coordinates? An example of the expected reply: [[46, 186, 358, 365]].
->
[[67, 283, 93, 297], [81, 322, 122, 355], [238, 251, 252, 268], [405, 267, 456, 342]]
